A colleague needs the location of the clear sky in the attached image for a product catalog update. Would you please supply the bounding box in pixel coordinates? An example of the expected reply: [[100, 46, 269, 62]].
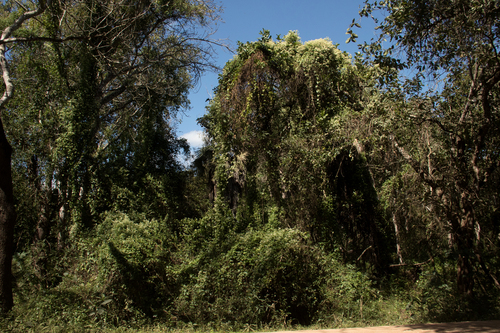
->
[[178, 0, 378, 149]]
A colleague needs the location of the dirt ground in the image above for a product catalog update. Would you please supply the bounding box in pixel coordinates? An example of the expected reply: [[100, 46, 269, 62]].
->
[[266, 320, 500, 333]]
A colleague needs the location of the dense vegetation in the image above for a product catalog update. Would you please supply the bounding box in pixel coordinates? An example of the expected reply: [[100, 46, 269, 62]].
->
[[0, 0, 499, 332]]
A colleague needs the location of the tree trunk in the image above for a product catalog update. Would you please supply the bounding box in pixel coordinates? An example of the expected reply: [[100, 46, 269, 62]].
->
[[57, 203, 67, 251], [0, 0, 50, 312], [458, 204, 476, 298], [0, 117, 15, 312], [449, 196, 476, 298], [32, 188, 58, 286], [32, 201, 51, 285], [392, 212, 404, 265]]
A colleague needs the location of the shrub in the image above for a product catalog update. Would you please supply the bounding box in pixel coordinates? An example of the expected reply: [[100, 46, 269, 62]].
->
[[174, 228, 322, 329], [95, 212, 178, 319], [316, 252, 377, 326]]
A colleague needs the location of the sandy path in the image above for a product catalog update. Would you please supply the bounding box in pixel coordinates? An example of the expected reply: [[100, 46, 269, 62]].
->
[[265, 320, 500, 333]]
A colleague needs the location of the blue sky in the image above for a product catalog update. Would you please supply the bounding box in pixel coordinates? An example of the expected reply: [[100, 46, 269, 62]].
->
[[178, 0, 379, 149]]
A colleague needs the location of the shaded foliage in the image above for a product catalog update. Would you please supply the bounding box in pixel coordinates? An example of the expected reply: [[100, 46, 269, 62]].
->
[[202, 30, 390, 271], [352, 0, 500, 297]]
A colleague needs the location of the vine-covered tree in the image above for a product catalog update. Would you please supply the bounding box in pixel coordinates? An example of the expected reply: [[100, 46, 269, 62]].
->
[[0, 0, 221, 311], [353, 0, 500, 297], [202, 30, 390, 270]]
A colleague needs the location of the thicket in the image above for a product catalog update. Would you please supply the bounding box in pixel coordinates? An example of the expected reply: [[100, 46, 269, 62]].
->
[[0, 0, 500, 332]]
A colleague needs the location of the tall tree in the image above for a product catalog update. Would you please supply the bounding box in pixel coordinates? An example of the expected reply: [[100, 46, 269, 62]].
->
[[0, 0, 221, 311], [355, 0, 500, 297], [0, 0, 52, 313], [203, 31, 389, 269]]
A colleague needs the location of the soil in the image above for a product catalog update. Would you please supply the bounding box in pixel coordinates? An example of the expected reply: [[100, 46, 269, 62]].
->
[[266, 320, 500, 333]]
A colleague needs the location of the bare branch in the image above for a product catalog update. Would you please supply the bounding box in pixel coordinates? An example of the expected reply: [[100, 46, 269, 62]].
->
[[389, 258, 432, 268], [390, 134, 439, 189], [0, 36, 84, 45], [356, 245, 373, 262]]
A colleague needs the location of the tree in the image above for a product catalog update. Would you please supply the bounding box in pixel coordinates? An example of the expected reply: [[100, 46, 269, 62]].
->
[[354, 0, 500, 297], [202, 31, 390, 270], [0, 0, 221, 311], [0, 0, 52, 313]]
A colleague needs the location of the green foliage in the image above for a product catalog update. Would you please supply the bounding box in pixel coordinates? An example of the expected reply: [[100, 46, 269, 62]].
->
[[201, 31, 390, 271], [175, 227, 321, 328], [2, 212, 179, 330], [3, 0, 500, 329], [406, 260, 500, 323], [317, 253, 377, 325], [1, 4, 221, 309], [95, 212, 178, 319], [3, 207, 500, 331], [354, 0, 500, 298], [2, 233, 152, 331]]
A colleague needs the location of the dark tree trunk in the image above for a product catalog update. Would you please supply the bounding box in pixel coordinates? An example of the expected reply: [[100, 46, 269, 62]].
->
[[447, 196, 476, 298], [0, 117, 15, 312], [32, 188, 58, 286], [456, 203, 476, 298], [32, 201, 51, 285]]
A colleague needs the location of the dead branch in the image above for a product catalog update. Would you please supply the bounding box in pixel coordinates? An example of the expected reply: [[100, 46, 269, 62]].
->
[[389, 258, 433, 268]]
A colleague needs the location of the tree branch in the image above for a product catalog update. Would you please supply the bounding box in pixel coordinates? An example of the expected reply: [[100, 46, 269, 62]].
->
[[0, 0, 52, 110], [389, 258, 432, 268], [472, 64, 500, 184], [357, 245, 373, 261], [100, 85, 127, 107], [0, 36, 85, 45], [390, 134, 439, 189]]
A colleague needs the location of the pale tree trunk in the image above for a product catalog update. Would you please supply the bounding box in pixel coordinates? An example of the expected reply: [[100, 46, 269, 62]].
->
[[392, 212, 404, 265], [57, 203, 66, 251]]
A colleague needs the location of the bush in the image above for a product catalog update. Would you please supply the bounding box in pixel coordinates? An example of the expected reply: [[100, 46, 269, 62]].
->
[[5, 236, 119, 331], [3, 211, 180, 331], [411, 259, 500, 322], [316, 252, 377, 326], [95, 212, 178, 319], [174, 228, 322, 329]]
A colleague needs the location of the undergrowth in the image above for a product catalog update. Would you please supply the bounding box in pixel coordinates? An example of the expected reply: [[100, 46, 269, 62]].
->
[[1, 211, 499, 333]]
